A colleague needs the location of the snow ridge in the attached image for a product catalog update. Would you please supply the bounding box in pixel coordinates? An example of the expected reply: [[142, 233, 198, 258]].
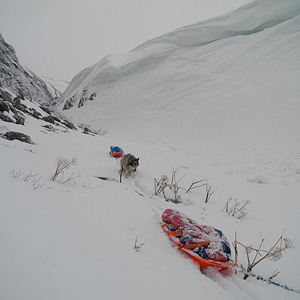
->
[[136, 0, 300, 48], [58, 0, 300, 109]]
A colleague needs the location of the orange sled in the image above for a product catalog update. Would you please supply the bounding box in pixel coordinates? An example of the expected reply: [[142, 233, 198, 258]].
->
[[161, 209, 236, 270], [162, 223, 237, 271]]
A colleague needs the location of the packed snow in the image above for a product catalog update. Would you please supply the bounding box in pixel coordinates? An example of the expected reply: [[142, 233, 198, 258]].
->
[[1, 0, 300, 299]]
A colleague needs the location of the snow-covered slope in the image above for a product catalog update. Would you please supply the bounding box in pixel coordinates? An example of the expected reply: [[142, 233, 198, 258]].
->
[[58, 0, 300, 147], [1, 0, 300, 299], [41, 76, 69, 96]]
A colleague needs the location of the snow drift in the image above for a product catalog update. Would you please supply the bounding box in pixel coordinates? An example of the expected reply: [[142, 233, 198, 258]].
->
[[58, 0, 300, 149]]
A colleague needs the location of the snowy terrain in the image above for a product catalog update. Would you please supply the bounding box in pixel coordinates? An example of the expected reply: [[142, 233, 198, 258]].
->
[[1, 0, 300, 299], [41, 76, 70, 95]]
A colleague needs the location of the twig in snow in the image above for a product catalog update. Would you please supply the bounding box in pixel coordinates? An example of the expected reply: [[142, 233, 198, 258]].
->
[[9, 169, 25, 179], [236, 235, 295, 280], [224, 197, 249, 220], [186, 179, 207, 193], [205, 184, 218, 203], [134, 237, 145, 252], [50, 157, 78, 183]]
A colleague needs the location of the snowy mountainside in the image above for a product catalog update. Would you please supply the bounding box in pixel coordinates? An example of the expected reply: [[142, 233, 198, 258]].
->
[[1, 0, 300, 299], [41, 75, 69, 97], [0, 33, 74, 136], [0, 33, 57, 104], [133, 0, 300, 48], [57, 0, 300, 148]]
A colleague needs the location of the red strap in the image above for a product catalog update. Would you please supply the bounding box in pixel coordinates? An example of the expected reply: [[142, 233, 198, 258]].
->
[[182, 240, 210, 249]]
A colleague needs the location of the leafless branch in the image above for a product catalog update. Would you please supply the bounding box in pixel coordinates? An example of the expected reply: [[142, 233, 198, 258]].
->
[[51, 157, 78, 182], [224, 197, 249, 220], [186, 179, 207, 193], [236, 235, 294, 280]]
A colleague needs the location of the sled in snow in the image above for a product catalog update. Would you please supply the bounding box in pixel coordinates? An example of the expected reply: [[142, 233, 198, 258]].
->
[[161, 209, 237, 271], [110, 146, 124, 158]]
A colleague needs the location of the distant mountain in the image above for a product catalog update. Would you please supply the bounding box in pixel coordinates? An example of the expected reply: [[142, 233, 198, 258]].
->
[[41, 75, 69, 96]]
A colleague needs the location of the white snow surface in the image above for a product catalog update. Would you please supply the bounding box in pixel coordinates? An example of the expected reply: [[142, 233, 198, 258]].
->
[[2, 0, 300, 299]]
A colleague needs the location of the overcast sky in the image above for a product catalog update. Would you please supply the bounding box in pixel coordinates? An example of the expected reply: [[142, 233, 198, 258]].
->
[[1, 0, 250, 82]]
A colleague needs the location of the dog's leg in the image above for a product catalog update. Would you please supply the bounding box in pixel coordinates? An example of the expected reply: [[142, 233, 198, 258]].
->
[[120, 167, 123, 183]]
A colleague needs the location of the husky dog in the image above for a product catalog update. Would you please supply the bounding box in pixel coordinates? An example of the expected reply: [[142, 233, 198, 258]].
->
[[120, 153, 139, 183]]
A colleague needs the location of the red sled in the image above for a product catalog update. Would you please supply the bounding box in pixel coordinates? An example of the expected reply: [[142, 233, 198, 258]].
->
[[161, 209, 237, 271]]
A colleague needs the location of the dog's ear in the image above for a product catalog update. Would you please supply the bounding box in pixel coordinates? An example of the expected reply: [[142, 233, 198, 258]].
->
[[137, 158, 139, 161]]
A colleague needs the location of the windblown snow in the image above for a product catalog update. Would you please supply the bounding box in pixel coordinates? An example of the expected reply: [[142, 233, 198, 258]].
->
[[1, 0, 300, 299]]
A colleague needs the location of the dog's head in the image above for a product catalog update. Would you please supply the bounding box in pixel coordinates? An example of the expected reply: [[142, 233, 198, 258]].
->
[[128, 157, 139, 172]]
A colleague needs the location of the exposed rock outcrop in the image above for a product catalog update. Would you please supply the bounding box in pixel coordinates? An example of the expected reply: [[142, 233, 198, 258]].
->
[[0, 33, 55, 104]]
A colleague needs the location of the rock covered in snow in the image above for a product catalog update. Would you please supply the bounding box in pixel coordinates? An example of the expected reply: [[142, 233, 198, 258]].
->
[[4, 131, 32, 144], [0, 34, 78, 142]]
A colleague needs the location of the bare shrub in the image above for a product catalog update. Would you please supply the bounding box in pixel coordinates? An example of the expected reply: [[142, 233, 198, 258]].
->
[[154, 166, 185, 203], [234, 233, 295, 280], [50, 157, 78, 183], [9, 169, 44, 189], [224, 197, 249, 220], [154, 167, 216, 203]]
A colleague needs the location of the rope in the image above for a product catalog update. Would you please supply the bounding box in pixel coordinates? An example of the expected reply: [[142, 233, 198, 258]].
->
[[233, 265, 300, 295]]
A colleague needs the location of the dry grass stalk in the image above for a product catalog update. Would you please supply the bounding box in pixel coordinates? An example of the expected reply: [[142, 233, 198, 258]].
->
[[134, 236, 145, 252], [154, 176, 168, 196], [205, 184, 218, 203], [224, 197, 249, 220], [51, 157, 78, 182], [186, 179, 207, 193], [270, 269, 280, 279], [154, 166, 185, 203], [61, 172, 80, 184], [10, 169, 45, 189], [236, 235, 295, 280], [10, 169, 25, 179], [154, 168, 216, 204], [10, 169, 39, 182], [233, 232, 238, 274]]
